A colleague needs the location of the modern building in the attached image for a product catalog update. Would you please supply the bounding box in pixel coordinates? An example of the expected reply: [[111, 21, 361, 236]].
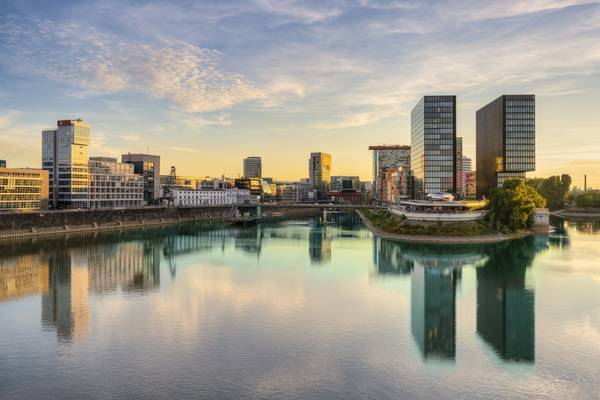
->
[[42, 119, 91, 209], [0, 168, 49, 211], [456, 137, 464, 198], [309, 152, 332, 199], [369, 145, 411, 202], [411, 96, 457, 199], [476, 95, 535, 198], [243, 156, 262, 178], [171, 188, 253, 207], [234, 177, 262, 196], [88, 157, 144, 209], [458, 155, 472, 198], [0, 160, 5, 168], [330, 176, 360, 192], [382, 165, 413, 204], [121, 153, 161, 205]]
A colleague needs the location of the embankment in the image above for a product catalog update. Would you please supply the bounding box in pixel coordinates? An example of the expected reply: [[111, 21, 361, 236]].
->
[[357, 210, 533, 244], [0, 206, 320, 241]]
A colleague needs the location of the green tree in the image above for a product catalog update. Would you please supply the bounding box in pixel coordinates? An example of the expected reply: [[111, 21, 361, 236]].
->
[[527, 174, 571, 210], [486, 179, 547, 233], [575, 192, 600, 208]]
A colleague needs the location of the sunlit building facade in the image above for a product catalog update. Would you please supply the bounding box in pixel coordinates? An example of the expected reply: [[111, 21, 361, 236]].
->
[[0, 168, 49, 211], [476, 95, 535, 198], [88, 157, 144, 209], [411, 96, 457, 199], [369, 145, 411, 203], [309, 152, 332, 199], [172, 188, 253, 207], [121, 153, 161, 205], [42, 119, 91, 208]]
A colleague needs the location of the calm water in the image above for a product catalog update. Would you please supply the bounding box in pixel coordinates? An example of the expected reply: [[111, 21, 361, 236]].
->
[[1, 214, 599, 399]]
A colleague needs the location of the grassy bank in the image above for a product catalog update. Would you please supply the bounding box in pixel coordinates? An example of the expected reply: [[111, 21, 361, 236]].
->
[[362, 209, 494, 236]]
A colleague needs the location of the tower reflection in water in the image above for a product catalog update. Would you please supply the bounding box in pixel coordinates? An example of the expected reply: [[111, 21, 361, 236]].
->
[[373, 236, 546, 362], [0, 237, 161, 342]]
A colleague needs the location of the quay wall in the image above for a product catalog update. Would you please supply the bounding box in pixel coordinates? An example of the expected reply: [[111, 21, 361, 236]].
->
[[0, 206, 320, 241]]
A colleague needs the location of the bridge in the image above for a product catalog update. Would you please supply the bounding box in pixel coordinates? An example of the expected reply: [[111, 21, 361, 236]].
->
[[266, 203, 385, 210]]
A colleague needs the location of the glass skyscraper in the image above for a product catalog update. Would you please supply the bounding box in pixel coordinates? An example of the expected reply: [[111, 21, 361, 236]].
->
[[476, 95, 535, 198], [308, 152, 331, 199], [243, 156, 262, 178], [410, 96, 457, 199]]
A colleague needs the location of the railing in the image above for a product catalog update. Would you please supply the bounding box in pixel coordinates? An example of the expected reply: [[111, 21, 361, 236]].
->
[[389, 207, 486, 221]]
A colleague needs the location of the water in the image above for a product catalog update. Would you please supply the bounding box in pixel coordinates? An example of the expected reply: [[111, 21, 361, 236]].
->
[[0, 214, 599, 399]]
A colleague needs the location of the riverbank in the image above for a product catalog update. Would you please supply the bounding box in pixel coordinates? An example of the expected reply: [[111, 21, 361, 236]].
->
[[356, 210, 536, 244], [553, 208, 600, 218], [0, 206, 320, 241]]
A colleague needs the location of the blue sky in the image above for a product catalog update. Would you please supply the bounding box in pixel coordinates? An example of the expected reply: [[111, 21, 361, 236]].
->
[[1, 0, 600, 186]]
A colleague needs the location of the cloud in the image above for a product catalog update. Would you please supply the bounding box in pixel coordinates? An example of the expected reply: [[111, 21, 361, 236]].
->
[[0, 16, 264, 113]]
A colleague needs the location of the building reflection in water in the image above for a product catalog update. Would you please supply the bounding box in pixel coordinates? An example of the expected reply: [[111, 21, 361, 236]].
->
[[0, 236, 161, 342], [476, 238, 541, 363], [407, 246, 487, 361], [308, 217, 332, 265]]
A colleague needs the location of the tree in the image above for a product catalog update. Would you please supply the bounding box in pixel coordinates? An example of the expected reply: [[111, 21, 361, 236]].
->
[[486, 179, 547, 233], [527, 174, 571, 210], [575, 192, 600, 208]]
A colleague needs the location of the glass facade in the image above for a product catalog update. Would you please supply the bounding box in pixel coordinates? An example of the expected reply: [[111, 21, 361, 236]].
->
[[88, 158, 144, 209], [121, 154, 161, 205], [243, 157, 262, 178], [309, 152, 331, 199], [411, 96, 456, 199], [476, 95, 535, 198]]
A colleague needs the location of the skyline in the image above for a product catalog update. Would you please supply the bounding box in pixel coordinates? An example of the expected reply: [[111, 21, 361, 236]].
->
[[1, 1, 600, 186]]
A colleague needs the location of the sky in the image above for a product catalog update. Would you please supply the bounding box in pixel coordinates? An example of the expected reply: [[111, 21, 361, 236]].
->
[[0, 0, 599, 187]]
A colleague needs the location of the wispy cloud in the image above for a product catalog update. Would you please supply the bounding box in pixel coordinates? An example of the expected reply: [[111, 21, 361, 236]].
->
[[0, 16, 264, 113]]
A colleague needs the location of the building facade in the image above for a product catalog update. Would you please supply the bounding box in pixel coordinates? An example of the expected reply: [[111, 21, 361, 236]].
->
[[88, 157, 143, 209], [121, 153, 161, 205], [330, 176, 361, 192], [42, 119, 91, 209], [456, 137, 464, 198], [0, 168, 49, 211], [234, 178, 262, 196], [309, 152, 331, 199], [0, 160, 5, 168], [382, 165, 413, 204], [411, 96, 457, 199], [369, 145, 411, 203], [171, 188, 253, 207], [476, 95, 535, 198], [460, 156, 473, 198], [243, 156, 262, 178]]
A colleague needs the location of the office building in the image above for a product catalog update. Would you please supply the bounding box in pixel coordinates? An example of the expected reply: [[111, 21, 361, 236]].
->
[[0, 168, 49, 211], [456, 137, 463, 198], [171, 188, 253, 207], [235, 177, 262, 196], [458, 155, 472, 198], [476, 95, 535, 198], [0, 160, 5, 168], [88, 157, 144, 209], [330, 176, 361, 192], [369, 145, 411, 202], [382, 165, 413, 204], [121, 153, 161, 205], [411, 96, 457, 199], [42, 119, 91, 208], [243, 156, 262, 178], [309, 152, 332, 199]]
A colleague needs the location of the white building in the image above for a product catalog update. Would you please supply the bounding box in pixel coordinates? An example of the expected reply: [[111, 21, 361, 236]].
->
[[88, 157, 144, 209], [172, 188, 254, 207]]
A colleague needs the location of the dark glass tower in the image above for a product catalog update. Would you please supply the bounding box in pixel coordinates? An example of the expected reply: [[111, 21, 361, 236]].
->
[[476, 95, 535, 198], [411, 96, 457, 199]]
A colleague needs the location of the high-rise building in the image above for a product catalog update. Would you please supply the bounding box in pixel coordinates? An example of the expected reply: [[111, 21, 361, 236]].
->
[[459, 155, 472, 198], [42, 119, 91, 208], [411, 96, 457, 199], [476, 95, 535, 198], [0, 168, 49, 211], [0, 160, 5, 168], [369, 145, 411, 202], [456, 137, 463, 198], [243, 156, 262, 178], [309, 152, 331, 198], [88, 157, 144, 209], [121, 153, 161, 205]]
